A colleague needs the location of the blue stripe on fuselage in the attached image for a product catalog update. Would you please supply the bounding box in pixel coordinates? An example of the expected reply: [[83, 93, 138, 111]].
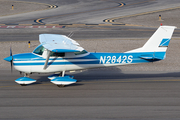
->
[[13, 52, 166, 66]]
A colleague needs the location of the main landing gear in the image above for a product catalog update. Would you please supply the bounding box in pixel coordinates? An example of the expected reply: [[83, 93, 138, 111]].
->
[[14, 71, 77, 87], [48, 71, 77, 87]]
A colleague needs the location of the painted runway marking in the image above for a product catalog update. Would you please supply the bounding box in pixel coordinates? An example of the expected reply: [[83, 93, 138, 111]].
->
[[0, 26, 64, 29], [34, 2, 125, 25]]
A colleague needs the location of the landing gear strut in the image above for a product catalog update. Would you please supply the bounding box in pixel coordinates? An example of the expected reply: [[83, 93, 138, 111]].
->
[[24, 73, 30, 77]]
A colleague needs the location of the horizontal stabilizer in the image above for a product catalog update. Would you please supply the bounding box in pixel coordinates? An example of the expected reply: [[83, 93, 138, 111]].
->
[[139, 52, 165, 60], [140, 56, 162, 60]]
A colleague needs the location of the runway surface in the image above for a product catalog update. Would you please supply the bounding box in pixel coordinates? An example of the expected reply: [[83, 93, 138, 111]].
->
[[1, 69, 180, 120], [1, 0, 180, 25], [1, 0, 180, 120], [0, 27, 180, 42]]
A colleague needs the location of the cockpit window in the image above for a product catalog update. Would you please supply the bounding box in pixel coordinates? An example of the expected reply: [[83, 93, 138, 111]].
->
[[33, 45, 65, 57], [74, 50, 88, 55], [33, 45, 45, 55], [50, 52, 65, 57]]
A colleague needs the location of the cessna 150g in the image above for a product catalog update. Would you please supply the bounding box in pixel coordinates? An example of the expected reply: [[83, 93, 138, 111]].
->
[[4, 26, 176, 87]]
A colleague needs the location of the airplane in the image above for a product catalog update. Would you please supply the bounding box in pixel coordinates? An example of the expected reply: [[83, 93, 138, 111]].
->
[[4, 26, 176, 87]]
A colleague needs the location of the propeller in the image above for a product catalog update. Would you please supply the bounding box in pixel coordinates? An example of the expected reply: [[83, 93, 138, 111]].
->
[[4, 47, 14, 72], [10, 47, 13, 72]]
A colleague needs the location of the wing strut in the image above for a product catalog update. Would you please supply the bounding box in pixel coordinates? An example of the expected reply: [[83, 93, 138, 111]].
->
[[43, 50, 51, 70]]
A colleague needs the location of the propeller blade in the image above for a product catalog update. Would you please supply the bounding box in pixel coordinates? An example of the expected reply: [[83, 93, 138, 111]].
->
[[4, 46, 14, 72], [11, 60, 13, 73], [10, 47, 12, 56], [10, 47, 13, 72]]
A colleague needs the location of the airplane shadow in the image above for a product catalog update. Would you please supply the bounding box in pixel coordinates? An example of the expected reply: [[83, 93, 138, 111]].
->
[[29, 66, 180, 86], [33, 73, 84, 87], [70, 67, 180, 82]]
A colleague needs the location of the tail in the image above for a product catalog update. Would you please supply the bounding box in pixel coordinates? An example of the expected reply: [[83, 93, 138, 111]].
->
[[126, 26, 176, 60]]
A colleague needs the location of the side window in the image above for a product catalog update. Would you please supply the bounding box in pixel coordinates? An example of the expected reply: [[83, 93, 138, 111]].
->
[[74, 50, 88, 55], [50, 52, 65, 57]]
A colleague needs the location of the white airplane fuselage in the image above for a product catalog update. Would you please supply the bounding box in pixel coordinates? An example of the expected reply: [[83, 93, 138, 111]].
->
[[12, 49, 165, 73]]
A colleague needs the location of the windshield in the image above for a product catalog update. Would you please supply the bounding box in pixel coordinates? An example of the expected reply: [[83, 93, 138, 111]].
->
[[33, 45, 45, 55], [33, 45, 65, 57]]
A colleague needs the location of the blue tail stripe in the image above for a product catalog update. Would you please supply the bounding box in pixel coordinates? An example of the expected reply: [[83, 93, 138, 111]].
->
[[159, 38, 170, 47]]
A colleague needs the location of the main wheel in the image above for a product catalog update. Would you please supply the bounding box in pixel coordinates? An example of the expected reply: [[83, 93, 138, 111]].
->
[[57, 85, 65, 87]]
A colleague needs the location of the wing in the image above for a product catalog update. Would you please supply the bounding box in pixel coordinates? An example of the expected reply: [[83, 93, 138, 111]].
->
[[39, 34, 85, 70], [39, 34, 84, 52]]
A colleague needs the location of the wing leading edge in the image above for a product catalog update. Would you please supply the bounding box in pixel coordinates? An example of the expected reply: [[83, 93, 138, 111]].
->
[[39, 34, 84, 52]]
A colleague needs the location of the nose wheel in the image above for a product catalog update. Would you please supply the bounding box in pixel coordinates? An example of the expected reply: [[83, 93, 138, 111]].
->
[[15, 73, 36, 86], [20, 84, 27, 86], [24, 73, 30, 77]]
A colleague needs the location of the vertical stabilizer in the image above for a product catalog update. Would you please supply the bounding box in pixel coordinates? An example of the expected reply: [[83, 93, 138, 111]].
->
[[126, 26, 176, 53]]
